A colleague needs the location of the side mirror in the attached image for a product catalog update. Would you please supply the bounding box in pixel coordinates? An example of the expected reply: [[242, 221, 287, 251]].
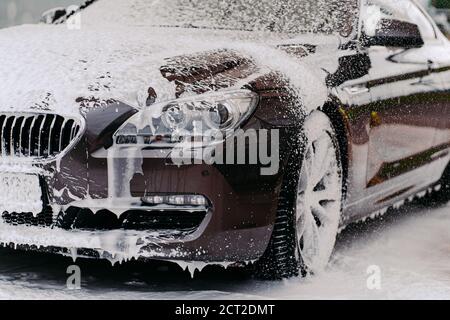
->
[[363, 19, 424, 48], [40, 7, 67, 24]]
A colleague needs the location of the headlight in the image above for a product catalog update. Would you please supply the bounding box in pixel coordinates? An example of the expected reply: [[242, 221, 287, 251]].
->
[[114, 90, 258, 147]]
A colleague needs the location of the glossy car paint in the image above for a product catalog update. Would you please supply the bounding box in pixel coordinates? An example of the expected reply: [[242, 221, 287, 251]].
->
[[0, 0, 449, 263]]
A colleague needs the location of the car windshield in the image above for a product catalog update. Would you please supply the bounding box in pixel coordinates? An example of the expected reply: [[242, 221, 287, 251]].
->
[[78, 0, 359, 35]]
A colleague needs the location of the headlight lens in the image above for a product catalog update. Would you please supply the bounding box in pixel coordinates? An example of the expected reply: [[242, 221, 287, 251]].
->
[[114, 90, 258, 146], [161, 104, 191, 130], [206, 102, 233, 129]]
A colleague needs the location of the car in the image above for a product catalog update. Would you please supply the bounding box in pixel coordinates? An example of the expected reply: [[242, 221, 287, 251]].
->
[[0, 0, 449, 280]]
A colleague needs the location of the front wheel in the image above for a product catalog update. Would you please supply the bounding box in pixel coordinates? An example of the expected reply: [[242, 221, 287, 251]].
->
[[255, 111, 344, 280]]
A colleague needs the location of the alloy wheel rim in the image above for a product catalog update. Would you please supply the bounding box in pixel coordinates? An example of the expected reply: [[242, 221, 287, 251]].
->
[[296, 130, 342, 273]]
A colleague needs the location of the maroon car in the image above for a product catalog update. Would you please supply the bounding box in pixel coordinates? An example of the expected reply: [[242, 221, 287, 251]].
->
[[0, 0, 449, 279]]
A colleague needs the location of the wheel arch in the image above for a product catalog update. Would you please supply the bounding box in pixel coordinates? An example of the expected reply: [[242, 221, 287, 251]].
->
[[275, 99, 352, 201], [321, 100, 351, 199]]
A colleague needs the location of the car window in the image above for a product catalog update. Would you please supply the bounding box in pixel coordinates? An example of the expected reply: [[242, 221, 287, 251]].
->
[[364, 0, 436, 40], [404, 1, 437, 39]]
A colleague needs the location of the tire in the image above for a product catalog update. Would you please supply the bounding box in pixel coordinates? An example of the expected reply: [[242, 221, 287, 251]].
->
[[420, 164, 450, 205], [255, 111, 344, 280], [439, 166, 450, 202]]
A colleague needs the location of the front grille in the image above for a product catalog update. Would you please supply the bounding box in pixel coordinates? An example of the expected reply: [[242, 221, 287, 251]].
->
[[0, 113, 81, 158]]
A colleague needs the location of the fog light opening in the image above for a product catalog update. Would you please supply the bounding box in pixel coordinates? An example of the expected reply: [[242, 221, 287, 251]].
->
[[141, 195, 164, 205], [141, 194, 208, 207]]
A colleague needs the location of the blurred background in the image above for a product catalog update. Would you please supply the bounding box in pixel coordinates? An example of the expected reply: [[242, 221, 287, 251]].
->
[[420, 0, 450, 36], [0, 0, 83, 29]]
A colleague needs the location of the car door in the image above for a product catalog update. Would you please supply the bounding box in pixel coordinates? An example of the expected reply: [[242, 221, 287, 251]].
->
[[431, 39, 450, 180], [387, 2, 450, 188], [366, 0, 448, 184], [417, 2, 450, 180], [436, 53, 450, 176], [340, 0, 447, 218]]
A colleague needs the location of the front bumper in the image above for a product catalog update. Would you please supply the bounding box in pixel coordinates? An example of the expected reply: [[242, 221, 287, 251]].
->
[[0, 145, 283, 264], [0, 209, 272, 264], [0, 102, 293, 264]]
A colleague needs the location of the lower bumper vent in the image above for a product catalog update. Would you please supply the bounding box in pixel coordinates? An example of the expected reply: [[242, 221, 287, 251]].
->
[[2, 209, 54, 227], [1, 207, 207, 233]]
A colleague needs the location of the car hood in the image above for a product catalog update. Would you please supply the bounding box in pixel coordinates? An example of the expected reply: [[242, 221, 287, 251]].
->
[[0, 24, 340, 118]]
